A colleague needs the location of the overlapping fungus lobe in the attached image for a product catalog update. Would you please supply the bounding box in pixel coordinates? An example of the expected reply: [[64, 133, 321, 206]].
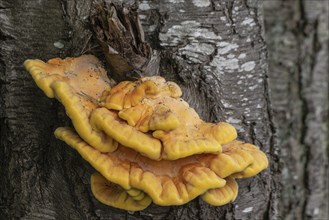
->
[[98, 77, 237, 160], [25, 55, 269, 211]]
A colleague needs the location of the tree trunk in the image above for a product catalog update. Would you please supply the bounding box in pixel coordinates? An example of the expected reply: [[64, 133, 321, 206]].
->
[[0, 0, 327, 219], [264, 0, 329, 219]]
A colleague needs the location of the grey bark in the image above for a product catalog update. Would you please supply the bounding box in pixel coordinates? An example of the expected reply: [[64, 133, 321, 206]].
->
[[0, 0, 326, 220], [264, 0, 329, 219]]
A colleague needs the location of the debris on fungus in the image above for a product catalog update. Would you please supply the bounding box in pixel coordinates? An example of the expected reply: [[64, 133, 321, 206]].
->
[[25, 55, 269, 211]]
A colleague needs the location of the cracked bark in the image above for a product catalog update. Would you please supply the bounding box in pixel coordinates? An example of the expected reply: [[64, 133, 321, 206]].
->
[[1, 0, 327, 219], [264, 0, 329, 219]]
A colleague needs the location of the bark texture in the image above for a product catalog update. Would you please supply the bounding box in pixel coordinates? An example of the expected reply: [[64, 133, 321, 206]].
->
[[264, 0, 329, 219], [1, 0, 325, 219]]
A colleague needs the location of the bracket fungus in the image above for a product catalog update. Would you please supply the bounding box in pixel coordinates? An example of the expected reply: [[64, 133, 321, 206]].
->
[[24, 55, 119, 153], [94, 77, 238, 160], [24, 55, 268, 211]]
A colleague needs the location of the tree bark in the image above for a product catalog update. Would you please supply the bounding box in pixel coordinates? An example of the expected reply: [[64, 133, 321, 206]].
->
[[1, 0, 326, 219], [264, 0, 329, 219]]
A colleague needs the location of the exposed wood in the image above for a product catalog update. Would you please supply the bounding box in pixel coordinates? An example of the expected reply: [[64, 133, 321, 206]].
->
[[90, 0, 159, 81]]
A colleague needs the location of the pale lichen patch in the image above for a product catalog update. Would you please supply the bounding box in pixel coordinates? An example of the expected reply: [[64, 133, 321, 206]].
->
[[179, 43, 215, 56], [148, 25, 157, 32], [249, 84, 258, 91], [238, 53, 246, 59], [192, 0, 211, 7], [139, 14, 147, 20], [222, 100, 233, 108], [54, 41, 64, 49], [168, 0, 185, 3], [159, 20, 222, 46], [139, 1, 151, 10], [227, 117, 241, 124], [241, 18, 256, 27], [178, 43, 215, 63], [218, 42, 239, 55], [241, 61, 256, 72], [242, 207, 253, 213], [313, 208, 320, 215], [210, 56, 239, 71]]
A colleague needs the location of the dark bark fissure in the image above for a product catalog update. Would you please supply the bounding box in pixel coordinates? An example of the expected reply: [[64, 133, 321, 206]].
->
[[296, 1, 311, 216]]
